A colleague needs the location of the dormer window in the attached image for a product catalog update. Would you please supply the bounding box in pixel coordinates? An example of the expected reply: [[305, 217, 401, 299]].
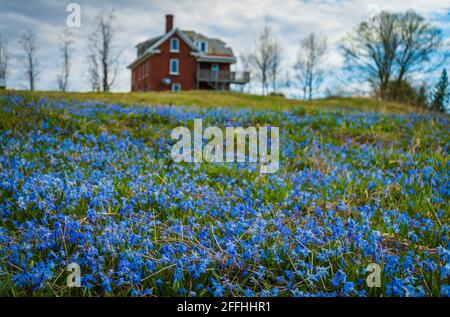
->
[[196, 41, 208, 53], [170, 37, 179, 52]]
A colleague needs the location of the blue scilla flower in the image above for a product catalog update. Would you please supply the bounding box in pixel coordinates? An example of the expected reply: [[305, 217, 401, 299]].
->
[[441, 263, 450, 279], [210, 279, 225, 297], [331, 269, 347, 287], [1, 96, 448, 296], [342, 281, 355, 296], [173, 267, 183, 282], [12, 260, 54, 290], [441, 285, 450, 297]]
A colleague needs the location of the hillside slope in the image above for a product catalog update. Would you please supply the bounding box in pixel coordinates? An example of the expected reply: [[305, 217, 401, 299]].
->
[[0, 94, 448, 296], [0, 89, 425, 113]]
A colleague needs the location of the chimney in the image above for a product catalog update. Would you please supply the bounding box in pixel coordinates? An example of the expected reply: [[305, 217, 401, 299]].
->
[[165, 14, 174, 33]]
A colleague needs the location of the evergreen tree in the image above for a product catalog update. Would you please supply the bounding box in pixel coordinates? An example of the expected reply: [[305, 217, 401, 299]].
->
[[431, 69, 449, 112], [415, 84, 428, 108]]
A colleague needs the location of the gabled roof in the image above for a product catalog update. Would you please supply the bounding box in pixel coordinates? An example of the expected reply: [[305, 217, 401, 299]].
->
[[148, 28, 200, 53], [181, 31, 234, 56], [128, 28, 236, 69], [136, 36, 162, 49]]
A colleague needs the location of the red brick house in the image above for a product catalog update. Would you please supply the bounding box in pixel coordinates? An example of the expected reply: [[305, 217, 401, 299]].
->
[[128, 14, 249, 92]]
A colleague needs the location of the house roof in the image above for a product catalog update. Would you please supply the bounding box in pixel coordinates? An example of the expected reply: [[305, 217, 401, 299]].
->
[[181, 30, 234, 57], [136, 36, 162, 49], [128, 28, 236, 69]]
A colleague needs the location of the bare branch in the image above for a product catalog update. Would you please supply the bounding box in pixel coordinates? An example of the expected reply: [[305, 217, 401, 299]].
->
[[295, 33, 327, 100], [19, 30, 39, 91], [248, 23, 280, 95], [57, 29, 74, 92], [87, 10, 121, 92], [341, 10, 443, 99], [269, 39, 283, 93], [0, 33, 9, 88], [238, 52, 252, 92]]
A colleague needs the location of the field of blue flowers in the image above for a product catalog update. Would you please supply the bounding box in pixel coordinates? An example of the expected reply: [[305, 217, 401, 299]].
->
[[0, 94, 448, 297]]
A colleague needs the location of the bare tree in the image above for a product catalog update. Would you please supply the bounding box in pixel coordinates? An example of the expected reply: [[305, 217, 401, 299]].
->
[[87, 50, 100, 92], [19, 30, 39, 91], [239, 52, 252, 93], [392, 11, 443, 96], [87, 10, 120, 92], [295, 33, 327, 100], [0, 33, 9, 88], [269, 39, 283, 93], [295, 56, 308, 99], [341, 12, 400, 99], [249, 23, 277, 95], [341, 10, 443, 99], [57, 29, 73, 92]]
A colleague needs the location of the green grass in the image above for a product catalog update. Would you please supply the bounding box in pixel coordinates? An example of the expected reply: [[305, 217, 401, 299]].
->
[[0, 89, 425, 113], [0, 90, 447, 297]]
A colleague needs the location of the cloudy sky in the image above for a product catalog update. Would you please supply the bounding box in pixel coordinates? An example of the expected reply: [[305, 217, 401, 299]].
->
[[1, 0, 449, 96]]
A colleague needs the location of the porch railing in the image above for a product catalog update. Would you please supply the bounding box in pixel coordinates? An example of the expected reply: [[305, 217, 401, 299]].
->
[[197, 70, 250, 84]]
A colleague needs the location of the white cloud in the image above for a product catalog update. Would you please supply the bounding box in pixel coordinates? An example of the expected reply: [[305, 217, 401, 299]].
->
[[0, 0, 448, 94]]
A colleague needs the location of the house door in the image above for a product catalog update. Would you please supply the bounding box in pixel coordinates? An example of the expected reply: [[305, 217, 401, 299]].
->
[[211, 64, 219, 80]]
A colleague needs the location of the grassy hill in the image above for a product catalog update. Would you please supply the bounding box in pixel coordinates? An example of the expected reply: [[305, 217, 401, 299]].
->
[[0, 90, 447, 297], [0, 89, 424, 113]]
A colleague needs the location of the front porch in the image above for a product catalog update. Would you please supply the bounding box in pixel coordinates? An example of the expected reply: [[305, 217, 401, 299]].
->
[[197, 69, 250, 90]]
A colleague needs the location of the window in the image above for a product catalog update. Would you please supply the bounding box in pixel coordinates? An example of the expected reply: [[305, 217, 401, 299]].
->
[[170, 37, 180, 52], [196, 41, 208, 53], [200, 42, 208, 53], [170, 59, 179, 75], [172, 83, 181, 92]]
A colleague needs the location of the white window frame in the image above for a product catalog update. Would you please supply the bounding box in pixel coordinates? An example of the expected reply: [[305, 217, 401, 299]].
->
[[170, 37, 180, 53], [169, 59, 179, 75], [196, 40, 208, 53], [199, 41, 208, 53], [172, 83, 181, 92]]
